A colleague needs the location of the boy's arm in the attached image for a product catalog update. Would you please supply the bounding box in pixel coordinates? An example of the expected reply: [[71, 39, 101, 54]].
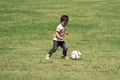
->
[[56, 31, 64, 40]]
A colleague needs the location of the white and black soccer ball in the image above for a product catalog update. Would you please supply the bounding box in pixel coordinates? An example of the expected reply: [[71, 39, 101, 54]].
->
[[71, 50, 82, 60]]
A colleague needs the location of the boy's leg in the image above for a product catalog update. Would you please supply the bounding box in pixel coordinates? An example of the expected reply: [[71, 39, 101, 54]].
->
[[60, 41, 68, 57], [48, 40, 59, 57]]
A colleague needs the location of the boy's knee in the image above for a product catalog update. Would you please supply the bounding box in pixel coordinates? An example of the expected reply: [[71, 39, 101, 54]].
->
[[64, 47, 68, 51], [52, 47, 57, 52]]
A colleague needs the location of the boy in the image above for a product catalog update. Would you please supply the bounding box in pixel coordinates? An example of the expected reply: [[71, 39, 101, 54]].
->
[[45, 15, 69, 59]]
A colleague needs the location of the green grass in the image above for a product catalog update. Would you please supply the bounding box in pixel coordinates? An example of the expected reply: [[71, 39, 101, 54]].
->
[[0, 0, 120, 80]]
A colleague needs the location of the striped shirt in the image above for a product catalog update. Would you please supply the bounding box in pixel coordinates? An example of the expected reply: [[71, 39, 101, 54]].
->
[[53, 24, 66, 41]]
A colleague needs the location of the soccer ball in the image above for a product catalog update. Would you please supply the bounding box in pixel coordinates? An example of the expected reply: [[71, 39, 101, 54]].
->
[[71, 50, 82, 60]]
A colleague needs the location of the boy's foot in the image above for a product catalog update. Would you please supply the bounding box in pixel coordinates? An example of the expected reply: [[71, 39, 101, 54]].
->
[[45, 54, 50, 60], [64, 56, 69, 59], [61, 56, 69, 59]]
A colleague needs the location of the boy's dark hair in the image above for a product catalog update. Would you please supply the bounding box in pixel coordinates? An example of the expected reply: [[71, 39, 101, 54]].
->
[[60, 15, 69, 22]]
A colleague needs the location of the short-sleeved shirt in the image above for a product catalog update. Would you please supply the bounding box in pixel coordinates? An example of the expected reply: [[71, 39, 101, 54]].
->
[[53, 24, 66, 41]]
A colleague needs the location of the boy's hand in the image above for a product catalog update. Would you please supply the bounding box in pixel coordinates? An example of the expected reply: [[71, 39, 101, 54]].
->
[[66, 32, 68, 35], [60, 37, 64, 40]]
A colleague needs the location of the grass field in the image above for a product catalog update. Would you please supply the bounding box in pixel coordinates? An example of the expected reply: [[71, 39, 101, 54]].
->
[[0, 0, 120, 80]]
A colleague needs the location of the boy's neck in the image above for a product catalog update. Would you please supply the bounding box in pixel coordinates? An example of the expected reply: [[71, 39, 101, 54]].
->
[[61, 23, 65, 27]]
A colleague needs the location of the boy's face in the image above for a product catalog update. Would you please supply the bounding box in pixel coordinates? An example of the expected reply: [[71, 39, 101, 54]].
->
[[61, 20, 68, 27]]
